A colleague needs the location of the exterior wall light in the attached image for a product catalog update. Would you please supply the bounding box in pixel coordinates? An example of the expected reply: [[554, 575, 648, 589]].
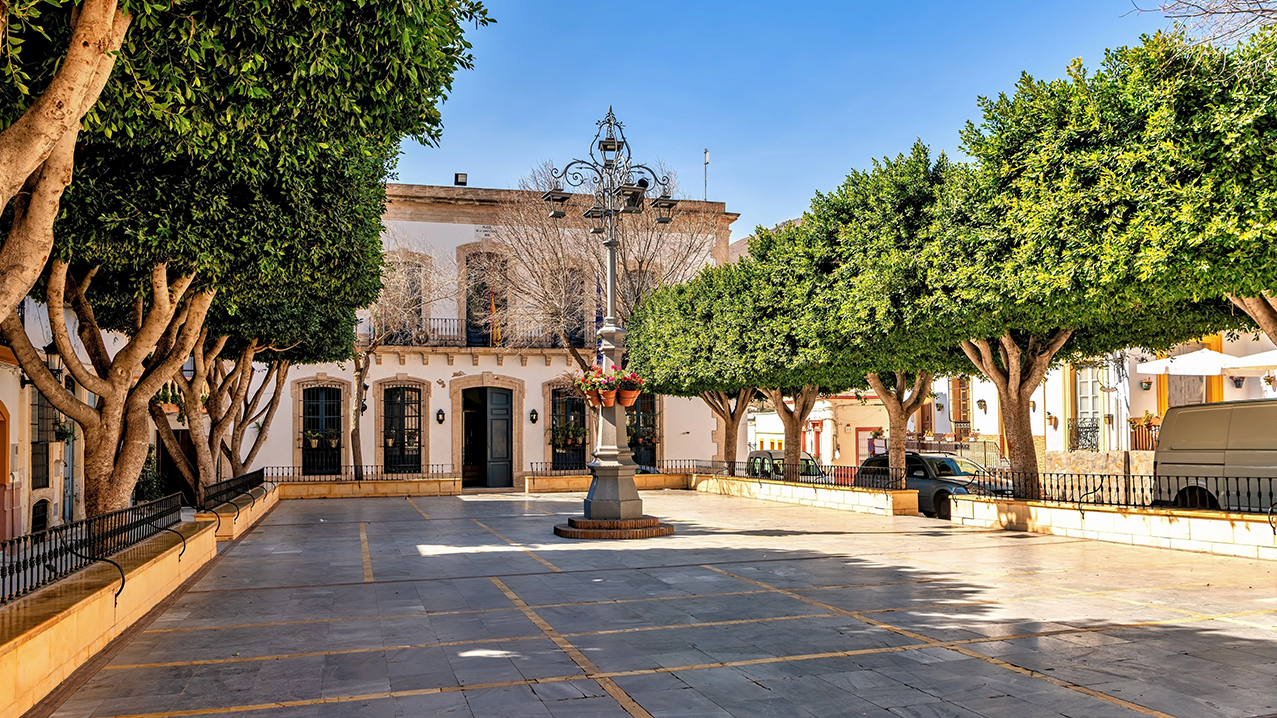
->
[[976, 399, 987, 412], [1230, 376, 1245, 389], [1140, 379, 1152, 391], [529, 409, 539, 424], [436, 409, 446, 425], [1029, 400, 1036, 412]]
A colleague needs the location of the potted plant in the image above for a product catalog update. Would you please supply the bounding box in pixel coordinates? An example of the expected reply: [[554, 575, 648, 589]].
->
[[326, 431, 340, 448], [574, 366, 607, 407], [385, 434, 396, 447], [596, 370, 619, 407], [53, 420, 76, 442], [404, 429, 418, 445], [304, 430, 321, 448], [616, 371, 644, 407]]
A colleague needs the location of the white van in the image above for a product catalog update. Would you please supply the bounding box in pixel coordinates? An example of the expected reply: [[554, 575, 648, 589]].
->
[[1153, 399, 1277, 511]]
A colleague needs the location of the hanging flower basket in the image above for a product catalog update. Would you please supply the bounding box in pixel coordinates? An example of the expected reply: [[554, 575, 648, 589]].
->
[[386, 436, 395, 447], [587, 390, 602, 407], [618, 389, 641, 407], [599, 389, 617, 407]]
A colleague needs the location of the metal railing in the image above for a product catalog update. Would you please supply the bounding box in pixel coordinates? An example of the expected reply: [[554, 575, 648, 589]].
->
[[527, 462, 591, 477], [202, 469, 265, 510], [905, 439, 1008, 468], [967, 471, 1277, 515], [1068, 418, 1101, 452], [645, 459, 908, 490], [264, 465, 456, 481], [372, 317, 594, 350], [1, 493, 183, 605]]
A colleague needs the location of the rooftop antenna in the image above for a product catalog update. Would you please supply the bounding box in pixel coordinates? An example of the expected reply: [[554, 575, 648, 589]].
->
[[703, 148, 709, 201]]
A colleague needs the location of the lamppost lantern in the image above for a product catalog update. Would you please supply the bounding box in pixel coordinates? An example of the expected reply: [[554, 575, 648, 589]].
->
[[542, 107, 675, 539]]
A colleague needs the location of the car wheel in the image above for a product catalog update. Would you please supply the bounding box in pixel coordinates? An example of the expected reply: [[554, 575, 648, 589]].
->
[[935, 492, 952, 521], [1173, 486, 1219, 510]]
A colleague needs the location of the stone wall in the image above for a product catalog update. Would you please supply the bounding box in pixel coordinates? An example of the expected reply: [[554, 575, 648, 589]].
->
[[1043, 450, 1157, 476], [688, 475, 918, 517]]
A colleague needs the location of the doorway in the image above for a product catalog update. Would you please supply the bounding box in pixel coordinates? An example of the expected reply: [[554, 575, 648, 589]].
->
[[462, 387, 513, 488]]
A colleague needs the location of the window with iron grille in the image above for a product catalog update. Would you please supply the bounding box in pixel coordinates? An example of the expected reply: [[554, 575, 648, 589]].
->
[[302, 386, 342, 475], [383, 386, 422, 474], [551, 389, 586, 470], [30, 389, 58, 489], [627, 394, 659, 469]]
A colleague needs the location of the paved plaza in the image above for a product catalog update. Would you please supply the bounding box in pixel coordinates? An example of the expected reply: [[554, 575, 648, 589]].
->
[[47, 492, 1277, 718]]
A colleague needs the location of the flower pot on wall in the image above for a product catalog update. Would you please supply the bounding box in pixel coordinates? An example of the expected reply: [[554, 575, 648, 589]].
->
[[308, 438, 319, 448], [618, 389, 640, 407], [587, 390, 602, 407]]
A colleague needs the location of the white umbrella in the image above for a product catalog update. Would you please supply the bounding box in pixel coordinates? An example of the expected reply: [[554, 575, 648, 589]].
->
[[1221, 349, 1277, 377], [1136, 348, 1233, 376]]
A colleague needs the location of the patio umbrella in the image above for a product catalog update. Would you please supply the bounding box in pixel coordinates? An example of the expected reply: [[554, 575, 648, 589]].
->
[[1221, 349, 1277, 377], [1135, 348, 1232, 376]]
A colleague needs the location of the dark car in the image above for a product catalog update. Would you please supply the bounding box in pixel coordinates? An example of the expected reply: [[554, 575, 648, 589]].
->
[[859, 451, 1007, 520], [745, 450, 829, 483]]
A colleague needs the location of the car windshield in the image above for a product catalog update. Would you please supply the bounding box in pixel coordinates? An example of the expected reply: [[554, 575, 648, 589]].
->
[[922, 457, 985, 478], [771, 458, 822, 476]]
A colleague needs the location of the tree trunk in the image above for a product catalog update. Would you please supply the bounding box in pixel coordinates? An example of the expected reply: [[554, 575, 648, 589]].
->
[[351, 352, 372, 479], [760, 386, 820, 482], [226, 360, 289, 476], [699, 388, 752, 476], [959, 330, 1073, 498], [865, 372, 933, 488], [149, 400, 198, 501], [1229, 295, 1277, 348], [0, 2, 131, 322]]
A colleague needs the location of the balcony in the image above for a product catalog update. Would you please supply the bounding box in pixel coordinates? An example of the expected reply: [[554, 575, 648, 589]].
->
[[1068, 417, 1100, 452], [375, 317, 593, 350]]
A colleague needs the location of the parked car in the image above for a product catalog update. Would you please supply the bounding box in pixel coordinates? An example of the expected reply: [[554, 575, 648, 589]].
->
[[858, 451, 1006, 520], [1153, 399, 1277, 511], [745, 450, 829, 484]]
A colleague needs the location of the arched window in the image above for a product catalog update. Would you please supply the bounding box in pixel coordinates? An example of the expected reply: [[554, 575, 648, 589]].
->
[[466, 251, 508, 347], [31, 499, 49, 533]]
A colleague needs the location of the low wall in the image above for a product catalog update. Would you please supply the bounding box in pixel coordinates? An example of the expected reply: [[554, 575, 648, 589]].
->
[[276, 477, 461, 501], [951, 495, 1277, 560], [0, 520, 217, 718], [689, 475, 918, 517], [194, 483, 280, 541], [523, 473, 688, 493], [1044, 450, 1156, 476]]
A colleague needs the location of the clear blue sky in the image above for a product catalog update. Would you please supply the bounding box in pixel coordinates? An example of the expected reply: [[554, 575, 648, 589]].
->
[[398, 1, 1169, 239]]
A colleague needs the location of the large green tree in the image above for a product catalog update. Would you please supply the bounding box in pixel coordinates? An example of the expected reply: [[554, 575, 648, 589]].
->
[[0, 0, 489, 330], [628, 264, 757, 474], [931, 50, 1246, 481]]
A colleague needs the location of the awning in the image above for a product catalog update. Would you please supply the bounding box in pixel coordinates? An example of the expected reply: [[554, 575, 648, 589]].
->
[[1221, 349, 1277, 377], [1135, 348, 1233, 376]]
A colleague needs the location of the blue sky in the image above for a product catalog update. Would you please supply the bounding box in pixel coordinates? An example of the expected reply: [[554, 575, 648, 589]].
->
[[399, 1, 1169, 239]]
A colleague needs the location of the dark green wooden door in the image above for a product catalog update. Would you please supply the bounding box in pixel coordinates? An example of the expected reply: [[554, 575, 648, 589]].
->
[[485, 388, 512, 487]]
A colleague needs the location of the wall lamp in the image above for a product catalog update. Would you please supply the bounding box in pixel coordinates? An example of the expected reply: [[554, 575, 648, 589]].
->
[[1230, 376, 1245, 389], [529, 409, 539, 424], [976, 399, 987, 412], [436, 409, 446, 425]]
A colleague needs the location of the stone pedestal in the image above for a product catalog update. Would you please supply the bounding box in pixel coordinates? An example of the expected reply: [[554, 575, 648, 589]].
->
[[553, 515, 674, 539]]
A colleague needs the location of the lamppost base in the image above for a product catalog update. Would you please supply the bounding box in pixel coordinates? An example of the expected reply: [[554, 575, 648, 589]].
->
[[553, 515, 674, 540]]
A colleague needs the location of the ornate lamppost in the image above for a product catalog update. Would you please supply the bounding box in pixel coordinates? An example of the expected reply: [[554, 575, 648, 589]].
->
[[546, 109, 675, 539]]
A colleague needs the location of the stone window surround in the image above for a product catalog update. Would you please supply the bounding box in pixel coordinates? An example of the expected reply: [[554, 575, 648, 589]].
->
[[372, 375, 431, 470], [537, 378, 664, 467], [290, 374, 353, 470]]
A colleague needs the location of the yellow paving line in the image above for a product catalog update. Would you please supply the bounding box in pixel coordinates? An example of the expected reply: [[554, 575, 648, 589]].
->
[[111, 612, 834, 670], [358, 523, 374, 583], [490, 577, 653, 718], [471, 518, 564, 572], [405, 497, 431, 519], [703, 565, 1181, 718], [144, 572, 1254, 635]]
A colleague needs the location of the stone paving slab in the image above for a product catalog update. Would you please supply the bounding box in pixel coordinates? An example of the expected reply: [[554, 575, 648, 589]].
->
[[45, 491, 1277, 718]]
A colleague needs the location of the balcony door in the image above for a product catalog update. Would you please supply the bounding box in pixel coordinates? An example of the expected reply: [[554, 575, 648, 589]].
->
[[1072, 365, 1104, 451]]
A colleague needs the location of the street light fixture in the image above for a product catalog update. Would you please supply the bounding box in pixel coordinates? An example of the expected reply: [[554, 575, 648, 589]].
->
[[542, 108, 676, 538]]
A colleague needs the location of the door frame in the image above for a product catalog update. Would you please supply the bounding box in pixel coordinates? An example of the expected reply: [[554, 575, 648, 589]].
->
[[450, 372, 525, 486]]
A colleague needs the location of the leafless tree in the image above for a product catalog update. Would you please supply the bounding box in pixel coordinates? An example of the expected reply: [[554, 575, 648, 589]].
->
[[491, 162, 721, 371], [350, 240, 459, 476], [1141, 1, 1277, 44]]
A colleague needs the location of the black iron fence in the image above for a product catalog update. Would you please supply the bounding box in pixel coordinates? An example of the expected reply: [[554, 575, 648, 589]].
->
[[527, 462, 590, 477], [968, 471, 1277, 515], [202, 469, 265, 510], [264, 465, 456, 481], [1, 493, 183, 605], [644, 459, 908, 490]]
